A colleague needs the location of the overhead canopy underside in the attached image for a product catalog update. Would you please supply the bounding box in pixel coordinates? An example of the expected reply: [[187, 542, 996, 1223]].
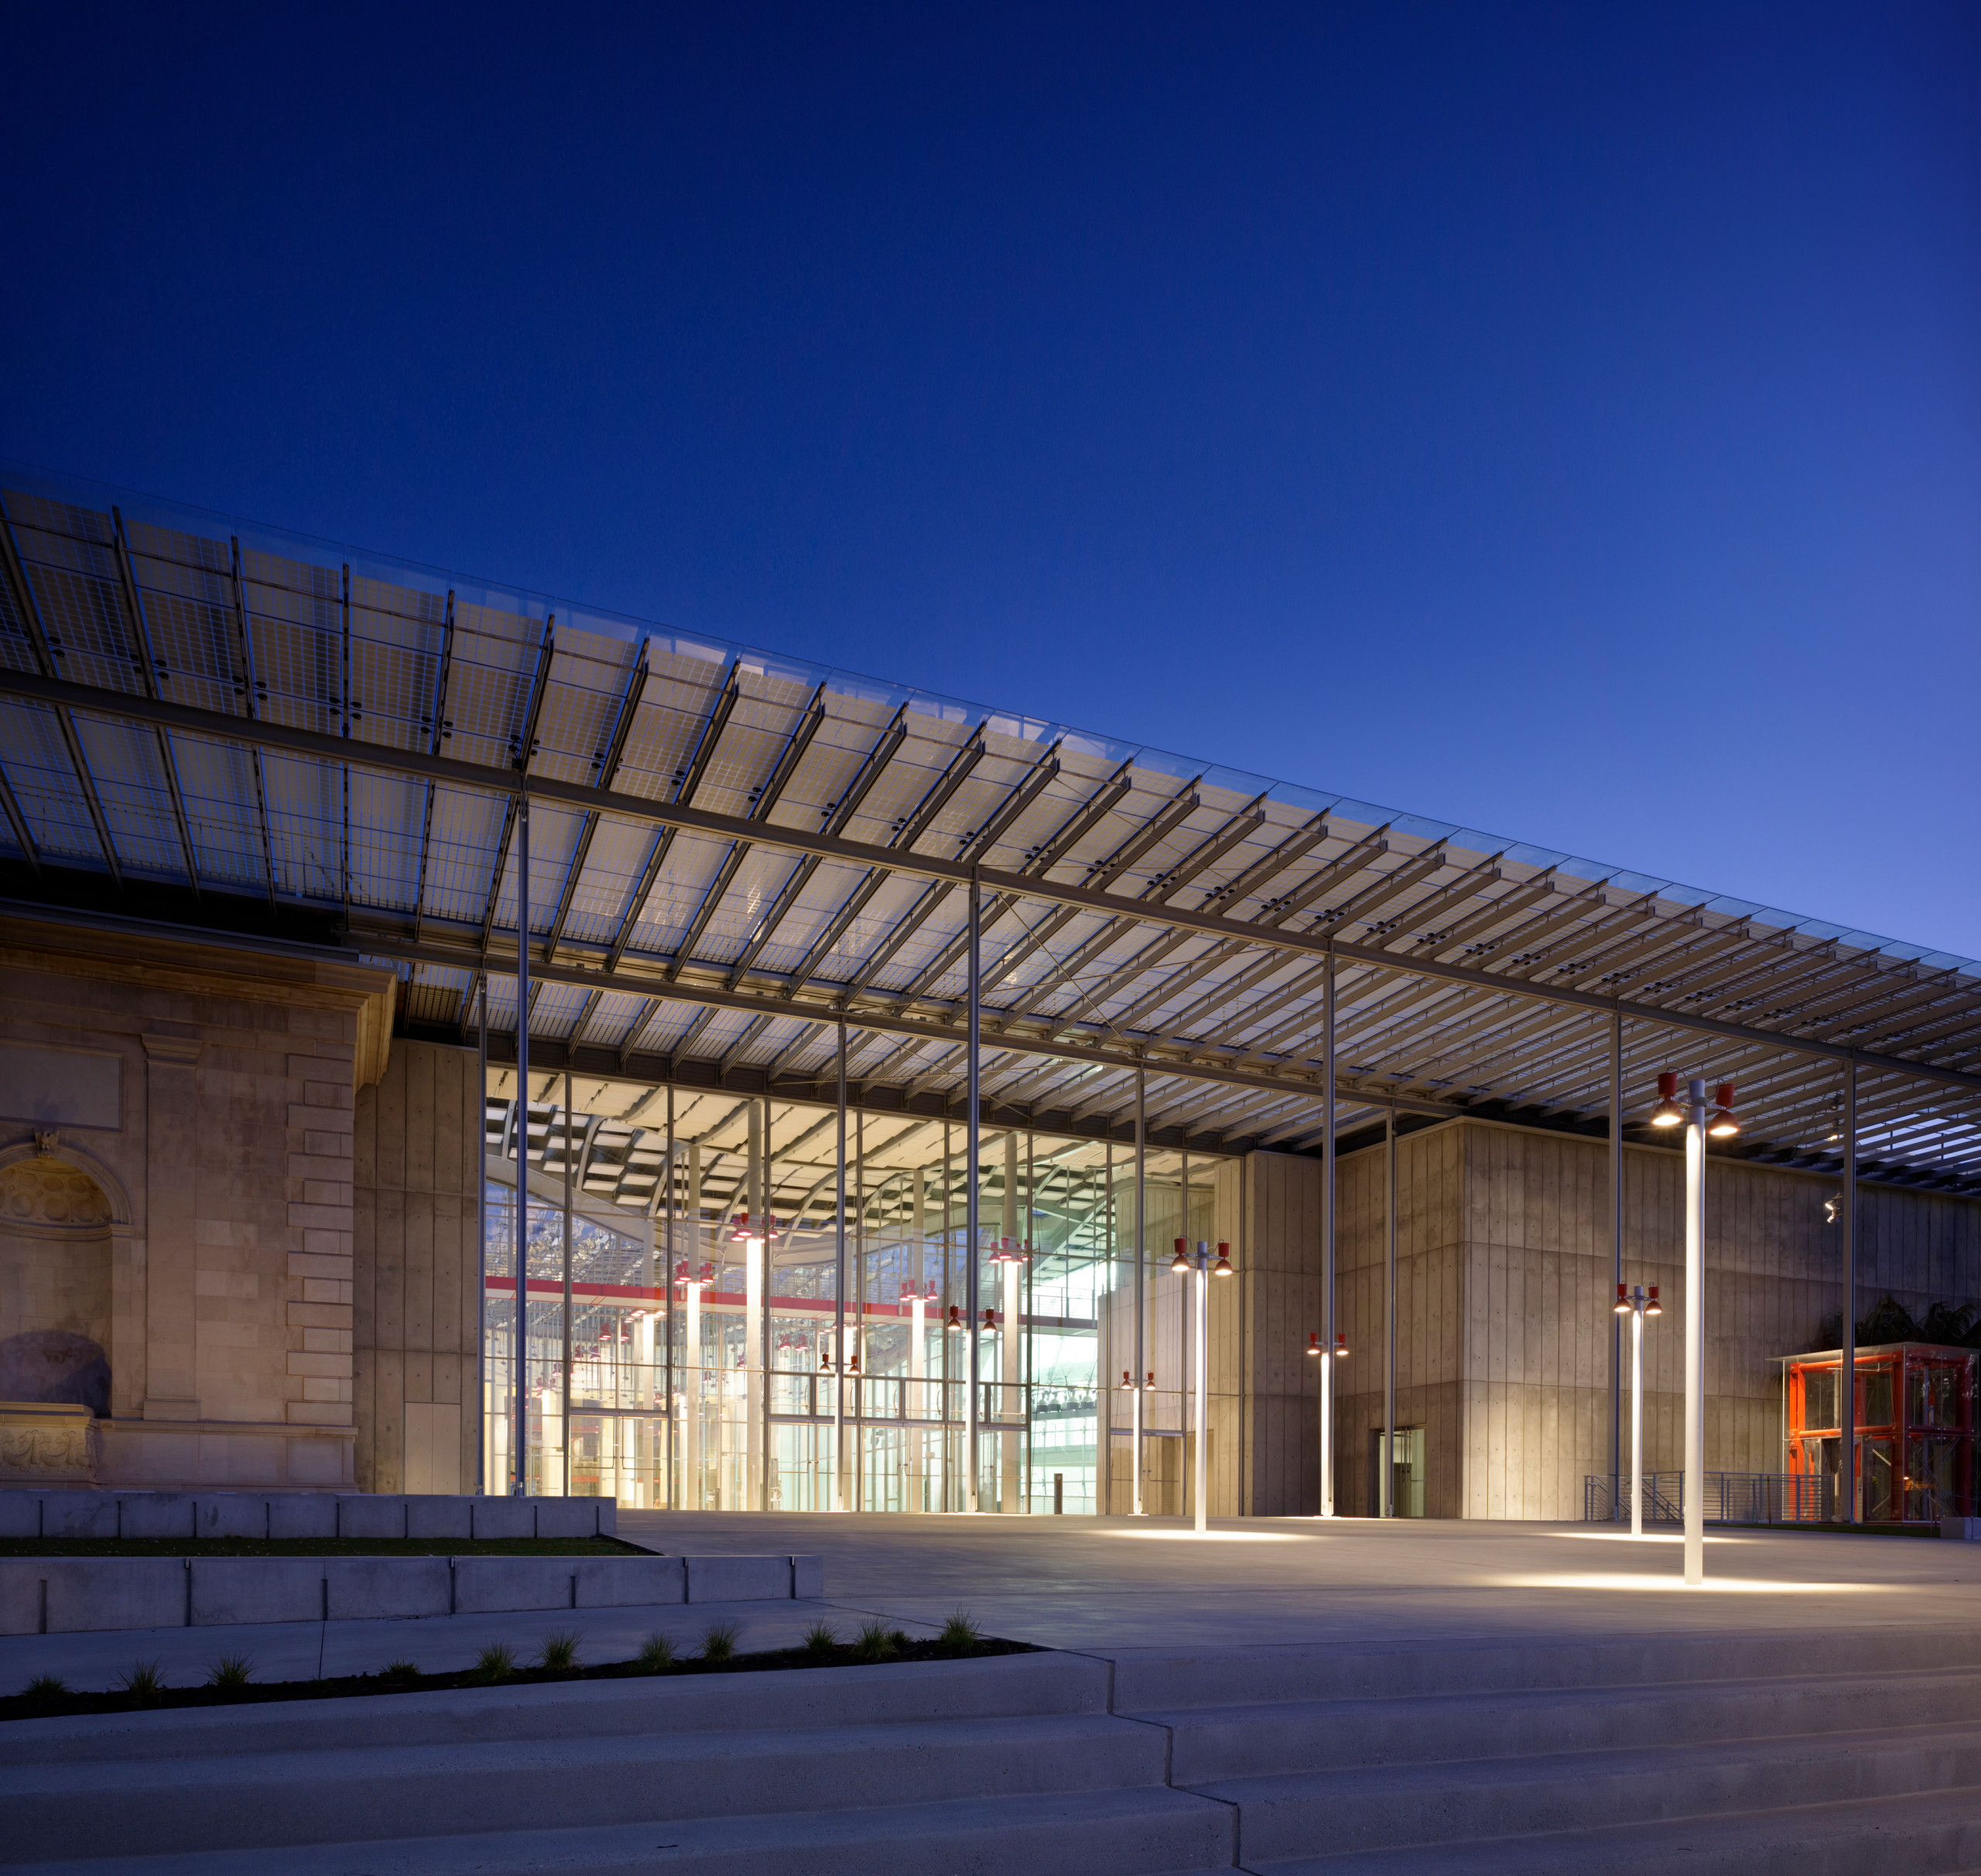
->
[[2, 468, 1977, 1193]]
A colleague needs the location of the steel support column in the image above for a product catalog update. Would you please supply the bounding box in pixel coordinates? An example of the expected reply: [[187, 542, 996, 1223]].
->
[[475, 973, 488, 1495], [1320, 954, 1336, 1518], [561, 1069, 574, 1496], [964, 872, 982, 1512], [1842, 1063, 1858, 1524], [512, 799, 529, 1494], [834, 1019, 849, 1511], [1610, 1012, 1623, 1514], [1133, 1066, 1147, 1517], [1382, 1108, 1396, 1518], [1683, 1078, 1707, 1586]]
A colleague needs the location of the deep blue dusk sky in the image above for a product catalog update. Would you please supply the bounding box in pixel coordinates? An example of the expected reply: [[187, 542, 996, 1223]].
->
[[3, 5, 1976, 954]]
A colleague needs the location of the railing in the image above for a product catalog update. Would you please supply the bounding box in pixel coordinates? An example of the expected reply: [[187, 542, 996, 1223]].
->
[[1584, 1470, 1835, 1525]]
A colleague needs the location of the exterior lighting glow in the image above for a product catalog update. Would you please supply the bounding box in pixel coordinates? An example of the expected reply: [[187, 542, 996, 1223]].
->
[[1651, 1071, 1684, 1128]]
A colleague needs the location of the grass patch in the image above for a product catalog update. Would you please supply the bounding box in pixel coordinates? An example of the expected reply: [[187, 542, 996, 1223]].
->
[[535, 1631, 582, 1674], [699, 1621, 740, 1663], [0, 1536, 640, 1559], [1, 1624, 1035, 1724]]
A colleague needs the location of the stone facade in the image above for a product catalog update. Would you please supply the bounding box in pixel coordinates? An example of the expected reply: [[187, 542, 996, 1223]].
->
[[352, 1038, 484, 1494], [0, 916, 393, 1488]]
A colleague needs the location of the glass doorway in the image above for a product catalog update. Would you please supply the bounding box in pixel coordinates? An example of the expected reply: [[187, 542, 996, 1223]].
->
[[1369, 1426, 1425, 1518]]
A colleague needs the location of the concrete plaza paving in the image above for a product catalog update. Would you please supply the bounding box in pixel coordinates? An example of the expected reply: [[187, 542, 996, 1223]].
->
[[4, 1511, 1973, 1694], [620, 1508, 1981, 1654]]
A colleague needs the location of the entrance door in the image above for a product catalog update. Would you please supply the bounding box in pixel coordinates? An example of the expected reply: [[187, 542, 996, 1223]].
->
[[1367, 1426, 1425, 1517]]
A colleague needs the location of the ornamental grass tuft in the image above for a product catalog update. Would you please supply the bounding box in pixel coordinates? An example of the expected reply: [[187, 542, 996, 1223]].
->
[[700, 1621, 740, 1663], [205, 1654, 255, 1692], [635, 1632, 675, 1672], [474, 1642, 516, 1683]]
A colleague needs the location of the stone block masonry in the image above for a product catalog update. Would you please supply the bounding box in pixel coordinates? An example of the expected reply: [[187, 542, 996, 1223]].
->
[[0, 915, 394, 1491]]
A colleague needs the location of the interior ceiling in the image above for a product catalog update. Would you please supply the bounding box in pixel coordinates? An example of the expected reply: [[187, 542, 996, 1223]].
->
[[3, 470, 1978, 1194]]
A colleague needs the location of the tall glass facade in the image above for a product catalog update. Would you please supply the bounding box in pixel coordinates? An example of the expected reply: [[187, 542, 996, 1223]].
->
[[481, 1080, 1216, 1512]]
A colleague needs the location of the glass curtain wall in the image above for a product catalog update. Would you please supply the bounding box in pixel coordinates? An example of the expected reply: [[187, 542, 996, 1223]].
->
[[484, 1073, 1223, 1511]]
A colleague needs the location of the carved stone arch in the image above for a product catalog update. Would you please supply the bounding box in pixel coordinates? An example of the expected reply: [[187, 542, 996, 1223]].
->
[[0, 1145, 118, 1427], [0, 1138, 133, 1231]]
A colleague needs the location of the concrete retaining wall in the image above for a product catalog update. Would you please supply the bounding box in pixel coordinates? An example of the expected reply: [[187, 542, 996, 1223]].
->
[[0, 1491, 619, 1540], [0, 1552, 820, 1635]]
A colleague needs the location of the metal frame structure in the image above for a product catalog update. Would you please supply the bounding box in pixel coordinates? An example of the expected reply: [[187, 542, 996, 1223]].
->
[[4, 469, 1979, 1525]]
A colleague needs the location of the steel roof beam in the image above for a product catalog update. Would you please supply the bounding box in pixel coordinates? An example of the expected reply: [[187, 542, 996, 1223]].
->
[[8, 666, 1979, 1097], [0, 509, 125, 884], [110, 510, 201, 894], [542, 647, 651, 957], [228, 538, 281, 909], [475, 616, 556, 951]]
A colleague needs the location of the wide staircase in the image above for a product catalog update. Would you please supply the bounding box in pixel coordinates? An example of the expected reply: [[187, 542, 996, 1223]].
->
[[1124, 1628, 1981, 1874], [9, 1628, 1981, 1872]]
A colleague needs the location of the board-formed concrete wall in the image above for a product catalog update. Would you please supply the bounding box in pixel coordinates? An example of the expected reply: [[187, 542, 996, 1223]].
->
[[0, 917, 393, 1490], [1332, 1117, 1981, 1521], [351, 1039, 482, 1494]]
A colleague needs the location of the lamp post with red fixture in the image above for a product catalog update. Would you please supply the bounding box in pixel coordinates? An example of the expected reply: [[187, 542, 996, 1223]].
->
[[1612, 1282, 1662, 1538], [1649, 1073, 1738, 1584]]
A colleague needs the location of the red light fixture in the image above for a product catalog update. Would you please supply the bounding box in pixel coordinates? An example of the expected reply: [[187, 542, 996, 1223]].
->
[[1171, 1238, 1192, 1273], [1305, 1332, 1322, 1357], [1650, 1072, 1684, 1128], [1614, 1282, 1632, 1316], [1707, 1083, 1740, 1138], [1213, 1241, 1233, 1278], [1645, 1285, 1663, 1317]]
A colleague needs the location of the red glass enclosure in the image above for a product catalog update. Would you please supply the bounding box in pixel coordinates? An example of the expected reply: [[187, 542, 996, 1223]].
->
[[1786, 1342, 1976, 1522]]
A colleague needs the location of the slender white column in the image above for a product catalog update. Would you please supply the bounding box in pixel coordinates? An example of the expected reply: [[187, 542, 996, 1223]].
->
[[1131, 1070, 1146, 1518], [907, 1290, 928, 1510], [1192, 1245, 1209, 1535], [1319, 1348, 1333, 1518], [744, 1228, 765, 1508], [1630, 1305, 1644, 1539], [683, 1277, 703, 1509], [1683, 1080, 1706, 1587]]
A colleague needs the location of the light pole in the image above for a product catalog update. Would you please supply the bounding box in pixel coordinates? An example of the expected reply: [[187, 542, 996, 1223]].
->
[[1305, 1330, 1349, 1516], [1118, 1366, 1154, 1515], [1610, 1284, 1661, 1537], [1173, 1239, 1233, 1533], [1649, 1073, 1738, 1586]]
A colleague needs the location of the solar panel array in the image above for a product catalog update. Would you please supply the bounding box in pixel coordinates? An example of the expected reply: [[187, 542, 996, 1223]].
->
[[3, 469, 1978, 1192]]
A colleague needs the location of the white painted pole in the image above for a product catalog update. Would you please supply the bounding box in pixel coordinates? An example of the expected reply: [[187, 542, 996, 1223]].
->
[[683, 1277, 702, 1509], [1193, 1245, 1209, 1535], [1684, 1079, 1706, 1587], [1630, 1303, 1644, 1539]]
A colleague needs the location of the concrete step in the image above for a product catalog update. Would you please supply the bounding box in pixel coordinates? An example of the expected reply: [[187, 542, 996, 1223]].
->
[[4, 1649, 1106, 1764], [1251, 1781, 1981, 1875], [1110, 1627, 1981, 1712], [1202, 1720, 1981, 1864], [1144, 1664, 1981, 1782], [10, 1786, 1236, 1876], [2, 1707, 1168, 1864]]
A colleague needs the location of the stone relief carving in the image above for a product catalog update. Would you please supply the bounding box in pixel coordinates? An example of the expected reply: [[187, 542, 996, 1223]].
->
[[0, 1159, 112, 1229], [0, 1402, 99, 1484]]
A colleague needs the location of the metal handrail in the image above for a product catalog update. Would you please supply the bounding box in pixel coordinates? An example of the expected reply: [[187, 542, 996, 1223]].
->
[[1584, 1470, 1835, 1525]]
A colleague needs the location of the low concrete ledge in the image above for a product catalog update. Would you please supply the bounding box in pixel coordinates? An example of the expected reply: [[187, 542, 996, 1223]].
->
[[0, 1488, 620, 1540], [1942, 1518, 1981, 1541], [0, 1552, 816, 1634]]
